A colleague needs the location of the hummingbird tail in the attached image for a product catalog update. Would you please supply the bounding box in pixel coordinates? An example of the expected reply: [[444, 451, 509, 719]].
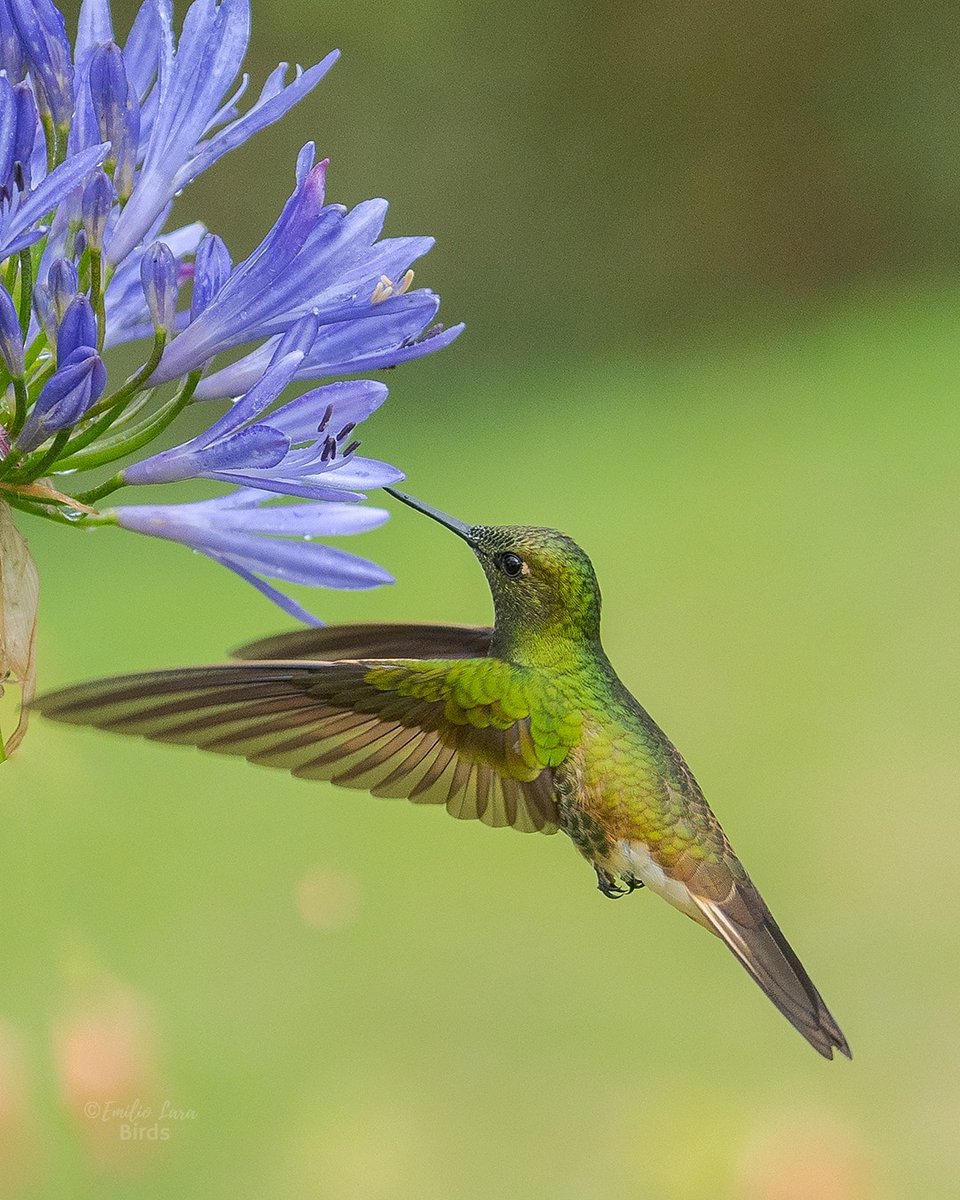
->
[[691, 888, 851, 1060]]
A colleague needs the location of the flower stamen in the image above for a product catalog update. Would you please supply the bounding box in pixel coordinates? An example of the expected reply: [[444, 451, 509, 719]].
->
[[370, 269, 414, 305]]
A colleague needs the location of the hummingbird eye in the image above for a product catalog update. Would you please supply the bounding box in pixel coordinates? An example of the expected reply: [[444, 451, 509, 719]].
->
[[499, 552, 524, 577]]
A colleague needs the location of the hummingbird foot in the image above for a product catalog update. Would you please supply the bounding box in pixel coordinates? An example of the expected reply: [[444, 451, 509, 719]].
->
[[593, 864, 646, 899], [594, 865, 627, 899]]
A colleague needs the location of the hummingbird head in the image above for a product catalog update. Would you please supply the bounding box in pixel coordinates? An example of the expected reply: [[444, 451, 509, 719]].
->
[[385, 489, 603, 662]]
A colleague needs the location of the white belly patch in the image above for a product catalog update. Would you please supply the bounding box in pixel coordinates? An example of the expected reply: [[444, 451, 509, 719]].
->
[[618, 840, 700, 918]]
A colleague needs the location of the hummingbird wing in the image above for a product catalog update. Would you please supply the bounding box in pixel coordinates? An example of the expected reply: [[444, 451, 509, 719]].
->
[[233, 623, 493, 662], [35, 658, 562, 834]]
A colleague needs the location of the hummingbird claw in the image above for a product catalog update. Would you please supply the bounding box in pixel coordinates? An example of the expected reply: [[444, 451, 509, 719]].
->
[[593, 865, 645, 899], [594, 865, 628, 900]]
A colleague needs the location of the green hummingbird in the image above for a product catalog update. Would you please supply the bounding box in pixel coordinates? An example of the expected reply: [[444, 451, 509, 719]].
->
[[36, 488, 850, 1059]]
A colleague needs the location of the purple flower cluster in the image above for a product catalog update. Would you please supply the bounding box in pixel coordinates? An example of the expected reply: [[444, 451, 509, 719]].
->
[[0, 0, 460, 620]]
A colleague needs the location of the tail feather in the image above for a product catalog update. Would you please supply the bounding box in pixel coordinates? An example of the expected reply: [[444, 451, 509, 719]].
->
[[692, 886, 851, 1060]]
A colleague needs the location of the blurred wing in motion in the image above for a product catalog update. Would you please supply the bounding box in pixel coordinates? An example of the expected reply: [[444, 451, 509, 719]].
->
[[35, 658, 559, 834], [234, 623, 494, 662]]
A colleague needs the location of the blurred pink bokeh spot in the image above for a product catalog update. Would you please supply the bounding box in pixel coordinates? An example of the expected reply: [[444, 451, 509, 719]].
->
[[736, 1108, 878, 1200]]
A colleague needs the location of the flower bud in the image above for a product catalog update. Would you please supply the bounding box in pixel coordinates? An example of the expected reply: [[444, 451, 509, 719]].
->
[[0, 80, 39, 197], [0, 78, 17, 194], [16, 347, 106, 452], [10, 82, 36, 187], [56, 296, 98, 363], [81, 170, 113, 254], [31, 284, 56, 347], [190, 234, 232, 320], [0, 3, 26, 83], [89, 42, 140, 201], [9, 0, 74, 133], [0, 285, 24, 378], [141, 242, 178, 334], [47, 258, 78, 322]]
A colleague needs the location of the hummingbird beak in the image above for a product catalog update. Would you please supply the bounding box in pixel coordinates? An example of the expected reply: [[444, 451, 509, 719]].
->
[[384, 487, 476, 545]]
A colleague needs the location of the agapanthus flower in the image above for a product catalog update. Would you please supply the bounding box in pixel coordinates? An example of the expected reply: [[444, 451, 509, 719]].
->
[[112, 489, 393, 625], [0, 0, 462, 758]]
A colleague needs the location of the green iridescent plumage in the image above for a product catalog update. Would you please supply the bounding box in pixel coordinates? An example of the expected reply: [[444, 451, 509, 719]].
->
[[34, 488, 850, 1060]]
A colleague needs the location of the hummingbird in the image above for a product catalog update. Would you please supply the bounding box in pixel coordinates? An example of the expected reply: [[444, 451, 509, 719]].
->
[[36, 487, 850, 1059]]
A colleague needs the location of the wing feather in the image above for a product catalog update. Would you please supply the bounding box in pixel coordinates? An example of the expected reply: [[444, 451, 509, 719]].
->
[[35, 661, 561, 835], [234, 624, 494, 662]]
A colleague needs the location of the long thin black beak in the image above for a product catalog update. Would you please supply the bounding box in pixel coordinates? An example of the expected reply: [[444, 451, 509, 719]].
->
[[384, 487, 476, 545]]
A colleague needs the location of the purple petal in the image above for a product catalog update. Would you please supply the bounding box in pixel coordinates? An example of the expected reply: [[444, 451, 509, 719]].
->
[[190, 232, 231, 319], [176, 49, 338, 190], [149, 157, 327, 377], [10, 0, 74, 129], [267, 379, 388, 442], [193, 293, 458, 399], [0, 141, 109, 260], [114, 500, 392, 586], [75, 0, 114, 62], [123, 423, 289, 485], [0, 0, 26, 82], [313, 456, 404, 489], [199, 473, 368, 502], [311, 321, 466, 377], [193, 349, 304, 444], [208, 557, 323, 624], [121, 0, 161, 100]]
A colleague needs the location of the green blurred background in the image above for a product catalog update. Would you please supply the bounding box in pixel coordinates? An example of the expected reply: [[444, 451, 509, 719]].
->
[[2, 1, 959, 1196]]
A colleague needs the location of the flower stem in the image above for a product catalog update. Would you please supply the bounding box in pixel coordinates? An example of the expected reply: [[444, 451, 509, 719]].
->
[[17, 250, 32, 340], [57, 394, 146, 461], [69, 371, 202, 481], [74, 472, 124, 506], [23, 333, 47, 373], [5, 494, 113, 526], [14, 428, 71, 482], [40, 111, 56, 174], [86, 331, 167, 417], [8, 378, 29, 439], [89, 250, 106, 352]]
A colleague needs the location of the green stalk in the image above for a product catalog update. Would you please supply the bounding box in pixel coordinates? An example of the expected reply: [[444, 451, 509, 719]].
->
[[57, 392, 152, 461], [8, 378, 29, 439], [14, 428, 71, 483], [40, 111, 56, 174], [89, 250, 106, 352], [24, 333, 48, 373], [4, 493, 115, 527], [74, 471, 124, 506], [69, 371, 201, 483], [86, 330, 167, 417], [17, 249, 32, 339]]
